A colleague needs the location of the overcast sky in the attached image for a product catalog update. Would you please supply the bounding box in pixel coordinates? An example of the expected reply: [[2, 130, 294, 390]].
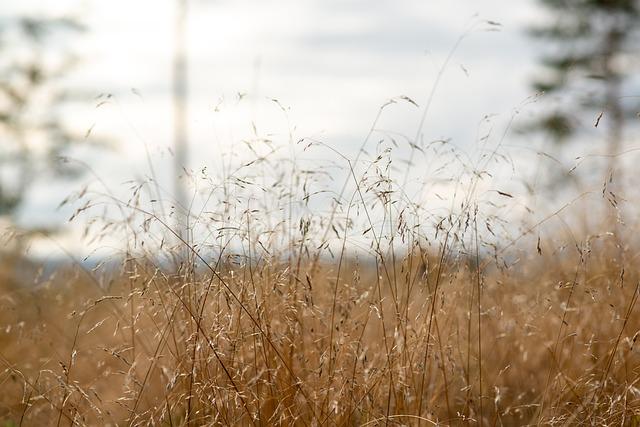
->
[[3, 0, 561, 256]]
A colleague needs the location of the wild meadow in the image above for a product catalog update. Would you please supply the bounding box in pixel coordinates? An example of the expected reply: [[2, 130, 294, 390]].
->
[[1, 98, 639, 426]]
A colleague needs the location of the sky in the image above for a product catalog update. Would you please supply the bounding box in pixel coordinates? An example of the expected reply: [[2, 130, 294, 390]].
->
[[74, 0, 540, 150], [2, 0, 572, 257]]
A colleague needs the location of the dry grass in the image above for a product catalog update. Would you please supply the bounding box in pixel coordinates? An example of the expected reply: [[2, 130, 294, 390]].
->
[[1, 100, 640, 426], [1, 237, 639, 426]]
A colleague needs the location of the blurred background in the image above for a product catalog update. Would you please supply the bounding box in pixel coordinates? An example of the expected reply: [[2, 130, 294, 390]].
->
[[1, 0, 638, 260]]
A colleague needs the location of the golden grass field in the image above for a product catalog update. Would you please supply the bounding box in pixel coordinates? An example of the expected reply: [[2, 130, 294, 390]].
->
[[1, 226, 639, 426], [1, 134, 639, 426]]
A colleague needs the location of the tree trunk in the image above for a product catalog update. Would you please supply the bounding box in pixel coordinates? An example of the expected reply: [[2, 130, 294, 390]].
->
[[603, 26, 624, 260], [173, 0, 189, 245]]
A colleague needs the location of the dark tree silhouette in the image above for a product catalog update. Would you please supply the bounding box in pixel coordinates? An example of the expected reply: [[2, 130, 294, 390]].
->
[[529, 0, 639, 176], [0, 15, 85, 222]]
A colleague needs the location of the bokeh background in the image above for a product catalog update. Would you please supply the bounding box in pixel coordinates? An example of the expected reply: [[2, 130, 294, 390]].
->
[[1, 0, 638, 258], [2, 3, 640, 425]]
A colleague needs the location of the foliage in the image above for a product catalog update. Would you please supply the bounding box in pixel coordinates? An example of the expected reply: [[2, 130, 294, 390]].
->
[[0, 15, 85, 219], [527, 0, 640, 144]]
